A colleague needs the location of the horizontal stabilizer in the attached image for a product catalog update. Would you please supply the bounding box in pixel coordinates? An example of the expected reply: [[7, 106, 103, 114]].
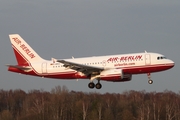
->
[[6, 64, 32, 72]]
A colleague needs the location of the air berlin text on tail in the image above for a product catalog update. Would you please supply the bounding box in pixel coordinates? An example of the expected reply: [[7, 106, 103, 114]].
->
[[12, 38, 35, 59]]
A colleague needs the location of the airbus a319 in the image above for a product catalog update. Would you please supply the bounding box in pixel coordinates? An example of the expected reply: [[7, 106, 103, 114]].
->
[[7, 34, 174, 89]]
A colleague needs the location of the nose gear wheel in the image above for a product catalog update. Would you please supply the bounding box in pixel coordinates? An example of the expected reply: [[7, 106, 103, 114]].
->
[[147, 73, 153, 84]]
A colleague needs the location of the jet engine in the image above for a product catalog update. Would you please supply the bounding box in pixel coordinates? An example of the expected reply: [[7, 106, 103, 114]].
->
[[100, 69, 132, 82]]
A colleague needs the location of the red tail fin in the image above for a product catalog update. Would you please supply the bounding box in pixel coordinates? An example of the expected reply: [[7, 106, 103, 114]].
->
[[12, 47, 29, 65], [9, 34, 44, 65]]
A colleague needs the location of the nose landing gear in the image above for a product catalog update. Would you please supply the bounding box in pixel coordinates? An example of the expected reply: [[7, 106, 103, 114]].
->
[[147, 73, 153, 84]]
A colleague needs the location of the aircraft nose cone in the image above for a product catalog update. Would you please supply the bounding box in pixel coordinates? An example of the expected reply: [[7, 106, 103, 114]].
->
[[170, 60, 175, 67], [172, 62, 175, 67]]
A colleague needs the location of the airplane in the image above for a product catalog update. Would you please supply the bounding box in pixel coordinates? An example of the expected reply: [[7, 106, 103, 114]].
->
[[7, 34, 175, 89]]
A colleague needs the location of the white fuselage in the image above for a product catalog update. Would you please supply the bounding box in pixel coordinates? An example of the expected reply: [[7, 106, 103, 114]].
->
[[28, 52, 174, 79]]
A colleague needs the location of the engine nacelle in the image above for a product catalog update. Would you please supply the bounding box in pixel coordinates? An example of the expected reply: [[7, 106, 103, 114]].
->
[[100, 69, 132, 82]]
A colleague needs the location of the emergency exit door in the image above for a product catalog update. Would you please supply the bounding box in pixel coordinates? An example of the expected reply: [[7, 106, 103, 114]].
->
[[145, 54, 151, 65], [42, 62, 47, 73]]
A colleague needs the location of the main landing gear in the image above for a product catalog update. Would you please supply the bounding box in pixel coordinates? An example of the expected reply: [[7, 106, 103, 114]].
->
[[147, 73, 153, 84], [88, 80, 102, 89]]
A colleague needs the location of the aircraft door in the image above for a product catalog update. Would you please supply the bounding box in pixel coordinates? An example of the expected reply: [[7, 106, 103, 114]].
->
[[145, 54, 151, 65], [42, 62, 47, 73]]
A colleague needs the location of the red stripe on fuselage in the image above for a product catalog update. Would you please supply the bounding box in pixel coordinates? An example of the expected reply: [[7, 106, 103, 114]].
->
[[8, 63, 174, 80], [122, 63, 174, 74]]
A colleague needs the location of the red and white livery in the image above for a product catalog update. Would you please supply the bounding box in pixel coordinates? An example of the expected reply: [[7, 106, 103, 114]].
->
[[7, 34, 175, 89]]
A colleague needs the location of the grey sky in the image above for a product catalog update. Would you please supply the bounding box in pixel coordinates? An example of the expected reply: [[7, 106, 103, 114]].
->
[[0, 0, 179, 93]]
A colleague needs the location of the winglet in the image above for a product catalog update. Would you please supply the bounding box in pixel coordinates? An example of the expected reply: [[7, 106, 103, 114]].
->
[[51, 58, 57, 63]]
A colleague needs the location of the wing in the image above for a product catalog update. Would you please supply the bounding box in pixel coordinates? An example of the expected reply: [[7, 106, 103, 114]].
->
[[56, 60, 104, 76]]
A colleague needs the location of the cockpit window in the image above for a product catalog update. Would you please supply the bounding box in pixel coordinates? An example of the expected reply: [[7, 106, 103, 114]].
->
[[157, 56, 167, 60]]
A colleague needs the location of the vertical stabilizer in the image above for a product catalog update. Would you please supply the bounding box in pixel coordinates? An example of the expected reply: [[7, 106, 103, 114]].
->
[[9, 34, 44, 65]]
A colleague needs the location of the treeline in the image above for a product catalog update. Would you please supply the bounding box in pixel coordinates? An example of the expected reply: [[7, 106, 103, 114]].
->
[[0, 86, 180, 120]]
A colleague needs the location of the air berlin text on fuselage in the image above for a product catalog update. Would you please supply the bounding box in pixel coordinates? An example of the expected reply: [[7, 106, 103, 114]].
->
[[12, 38, 35, 59], [107, 55, 143, 62]]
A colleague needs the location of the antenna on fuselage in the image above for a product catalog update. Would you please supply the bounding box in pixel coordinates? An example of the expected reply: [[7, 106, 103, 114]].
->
[[145, 50, 147, 53]]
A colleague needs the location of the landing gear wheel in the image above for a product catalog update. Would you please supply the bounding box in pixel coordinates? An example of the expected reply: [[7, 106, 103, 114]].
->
[[96, 83, 102, 89], [88, 82, 95, 89], [148, 80, 153, 84], [147, 73, 153, 84]]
